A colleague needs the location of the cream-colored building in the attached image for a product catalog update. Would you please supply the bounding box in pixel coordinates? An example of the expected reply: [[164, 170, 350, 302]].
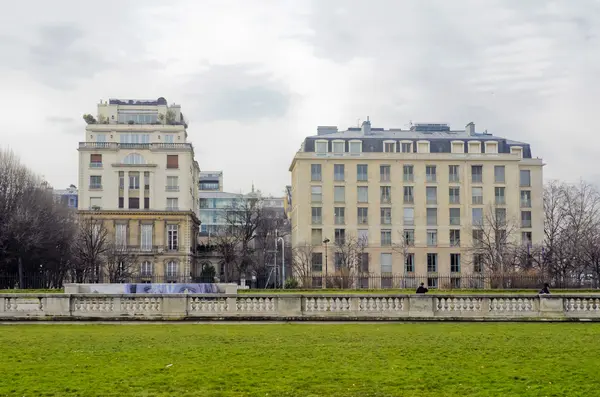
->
[[77, 97, 201, 281], [289, 120, 544, 288]]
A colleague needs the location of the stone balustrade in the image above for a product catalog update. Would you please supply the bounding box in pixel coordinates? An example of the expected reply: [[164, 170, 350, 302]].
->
[[1, 294, 599, 321]]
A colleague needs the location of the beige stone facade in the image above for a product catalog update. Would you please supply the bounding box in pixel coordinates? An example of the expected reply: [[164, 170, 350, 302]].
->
[[290, 121, 544, 284]]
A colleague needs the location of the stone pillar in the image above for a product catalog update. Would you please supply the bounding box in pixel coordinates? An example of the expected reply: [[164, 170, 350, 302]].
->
[[408, 295, 435, 317], [124, 171, 129, 209], [149, 171, 155, 210]]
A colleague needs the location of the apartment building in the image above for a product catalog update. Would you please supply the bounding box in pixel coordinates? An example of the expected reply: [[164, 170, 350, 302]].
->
[[53, 184, 78, 209], [289, 120, 544, 287], [77, 97, 201, 280]]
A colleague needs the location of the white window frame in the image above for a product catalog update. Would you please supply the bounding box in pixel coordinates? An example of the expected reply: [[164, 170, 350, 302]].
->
[[166, 260, 178, 277], [89, 197, 102, 210], [400, 141, 412, 153], [315, 140, 328, 154], [167, 198, 179, 210], [451, 141, 464, 154], [511, 146, 523, 158], [380, 253, 392, 274], [417, 140, 430, 153], [332, 140, 345, 154], [469, 141, 481, 154], [141, 261, 153, 277], [115, 224, 127, 248], [349, 140, 362, 155], [383, 140, 396, 153], [141, 224, 153, 252], [167, 224, 178, 250], [485, 141, 498, 154]]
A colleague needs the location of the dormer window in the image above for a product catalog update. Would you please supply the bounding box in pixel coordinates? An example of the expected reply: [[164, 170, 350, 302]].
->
[[349, 140, 362, 154], [511, 146, 523, 158], [400, 141, 412, 153], [451, 141, 464, 154], [485, 141, 498, 154], [417, 140, 430, 153], [469, 141, 481, 154], [332, 140, 345, 154], [315, 140, 328, 154], [384, 141, 395, 153]]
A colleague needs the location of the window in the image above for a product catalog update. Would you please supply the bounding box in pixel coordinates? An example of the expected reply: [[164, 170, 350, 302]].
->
[[167, 198, 179, 210], [311, 186, 322, 202], [165, 261, 178, 278], [357, 186, 368, 203], [128, 197, 140, 209], [473, 254, 483, 273], [381, 230, 392, 246], [449, 208, 460, 226], [403, 165, 414, 182], [427, 253, 438, 272], [401, 142, 412, 153], [118, 112, 158, 124], [384, 142, 395, 152], [449, 187, 460, 204], [522, 232, 532, 245], [496, 208, 506, 226], [141, 261, 153, 277], [521, 211, 532, 228], [403, 208, 414, 226], [426, 165, 437, 182], [144, 197, 150, 209], [426, 186, 437, 205], [403, 229, 414, 246], [89, 175, 102, 189], [164, 134, 174, 143], [311, 229, 322, 246], [144, 172, 150, 190], [334, 164, 345, 181], [380, 186, 391, 204], [167, 176, 179, 191], [494, 166, 505, 183], [333, 141, 345, 154], [311, 164, 321, 181], [520, 170, 531, 187], [334, 228, 345, 245], [96, 134, 106, 143], [167, 224, 178, 250], [311, 207, 322, 224], [166, 155, 179, 169], [359, 253, 369, 273], [403, 186, 414, 204], [349, 141, 362, 154], [334, 207, 345, 224], [449, 165, 459, 182], [90, 154, 102, 168], [469, 141, 481, 153], [115, 224, 127, 248], [473, 229, 483, 246], [450, 230, 461, 247], [380, 165, 391, 182], [357, 164, 368, 181], [357, 207, 368, 224], [471, 165, 483, 183], [427, 230, 437, 246], [472, 187, 483, 205], [122, 153, 146, 165], [315, 141, 328, 154], [334, 186, 345, 202], [521, 190, 531, 208], [380, 253, 392, 273], [494, 187, 505, 205], [426, 208, 437, 226], [334, 253, 343, 270], [427, 278, 438, 288], [129, 172, 140, 189], [405, 253, 415, 273], [472, 208, 483, 226], [450, 254, 461, 272], [380, 208, 392, 224], [119, 171, 124, 189], [357, 229, 369, 244], [141, 224, 153, 251], [312, 253, 323, 272]]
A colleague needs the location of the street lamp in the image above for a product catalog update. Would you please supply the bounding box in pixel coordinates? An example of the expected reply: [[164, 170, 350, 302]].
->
[[323, 238, 330, 286]]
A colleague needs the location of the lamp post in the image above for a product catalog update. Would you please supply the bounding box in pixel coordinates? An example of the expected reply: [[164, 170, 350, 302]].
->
[[323, 238, 330, 288], [277, 237, 285, 289]]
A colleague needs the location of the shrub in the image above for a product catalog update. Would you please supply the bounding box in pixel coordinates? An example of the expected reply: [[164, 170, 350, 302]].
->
[[284, 278, 299, 289]]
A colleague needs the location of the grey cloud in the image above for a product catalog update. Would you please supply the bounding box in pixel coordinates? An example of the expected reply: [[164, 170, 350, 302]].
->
[[184, 64, 291, 122], [46, 116, 76, 124]]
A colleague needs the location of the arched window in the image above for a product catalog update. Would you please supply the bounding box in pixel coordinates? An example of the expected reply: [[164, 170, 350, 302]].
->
[[166, 260, 178, 277], [122, 153, 145, 165], [141, 261, 153, 277]]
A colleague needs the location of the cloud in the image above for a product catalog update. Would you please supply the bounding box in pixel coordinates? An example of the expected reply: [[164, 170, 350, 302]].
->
[[183, 64, 291, 123], [46, 116, 76, 124]]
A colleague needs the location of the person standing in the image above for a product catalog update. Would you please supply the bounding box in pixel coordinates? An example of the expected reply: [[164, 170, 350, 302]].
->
[[539, 283, 551, 295]]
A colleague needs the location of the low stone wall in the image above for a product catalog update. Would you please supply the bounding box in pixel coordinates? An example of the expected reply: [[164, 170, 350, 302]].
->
[[1, 294, 599, 321]]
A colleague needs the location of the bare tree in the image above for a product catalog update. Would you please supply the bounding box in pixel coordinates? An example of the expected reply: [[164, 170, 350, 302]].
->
[[72, 217, 109, 283], [332, 234, 367, 288], [105, 243, 137, 283], [292, 242, 315, 287]]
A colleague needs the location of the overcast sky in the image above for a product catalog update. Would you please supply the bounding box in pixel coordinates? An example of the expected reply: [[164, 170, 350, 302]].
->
[[1, 0, 598, 196]]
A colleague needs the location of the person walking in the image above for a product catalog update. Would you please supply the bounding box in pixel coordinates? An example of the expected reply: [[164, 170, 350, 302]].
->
[[416, 282, 428, 294]]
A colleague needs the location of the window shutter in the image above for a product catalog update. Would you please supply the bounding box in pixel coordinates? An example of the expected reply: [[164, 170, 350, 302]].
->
[[90, 154, 102, 163], [166, 155, 179, 169]]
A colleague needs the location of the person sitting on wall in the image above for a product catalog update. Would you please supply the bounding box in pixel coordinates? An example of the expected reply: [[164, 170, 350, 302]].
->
[[538, 283, 551, 295], [416, 283, 428, 294]]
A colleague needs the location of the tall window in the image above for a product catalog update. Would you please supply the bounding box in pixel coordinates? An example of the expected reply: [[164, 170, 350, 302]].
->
[[141, 224, 153, 251], [449, 187, 460, 204], [403, 208, 414, 226], [495, 208, 506, 226], [450, 254, 461, 272], [166, 261, 178, 278], [334, 164, 345, 181], [123, 153, 145, 165], [472, 208, 483, 226], [404, 229, 415, 246], [349, 141, 362, 154], [520, 170, 531, 187], [403, 186, 414, 204], [521, 190, 531, 208], [426, 165, 437, 182], [380, 230, 392, 246], [380, 165, 391, 182], [312, 253, 323, 272], [380, 186, 391, 204], [357, 164, 368, 181], [89, 175, 102, 189], [359, 253, 369, 273], [128, 197, 140, 209], [473, 229, 483, 246], [115, 224, 127, 248], [357, 207, 368, 224], [129, 172, 140, 189], [380, 208, 391, 224], [384, 142, 395, 152], [311, 229, 322, 246], [449, 165, 459, 182], [427, 230, 437, 246], [357, 229, 369, 244], [472, 187, 483, 205], [119, 171, 124, 189], [426, 187, 437, 205], [449, 208, 460, 226], [141, 261, 153, 277], [357, 186, 368, 203], [405, 253, 415, 273], [90, 154, 102, 167], [167, 176, 178, 191], [334, 207, 345, 224], [167, 198, 179, 210], [401, 142, 411, 153], [494, 166, 505, 183], [450, 230, 461, 247], [403, 165, 414, 182], [334, 186, 345, 202], [334, 228, 345, 245], [427, 253, 438, 272], [471, 165, 483, 183], [380, 253, 392, 273], [333, 141, 345, 154], [311, 186, 322, 202], [495, 187, 505, 205], [311, 164, 321, 181], [144, 172, 150, 190], [521, 211, 532, 228], [311, 207, 322, 224], [167, 224, 178, 250], [473, 254, 483, 273], [426, 208, 437, 226]]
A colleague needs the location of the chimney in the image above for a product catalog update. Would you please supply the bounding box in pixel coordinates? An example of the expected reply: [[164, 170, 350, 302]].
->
[[317, 126, 338, 136], [361, 116, 372, 135], [466, 122, 475, 135]]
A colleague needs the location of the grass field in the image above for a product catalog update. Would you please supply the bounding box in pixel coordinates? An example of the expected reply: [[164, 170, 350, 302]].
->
[[1, 323, 599, 397]]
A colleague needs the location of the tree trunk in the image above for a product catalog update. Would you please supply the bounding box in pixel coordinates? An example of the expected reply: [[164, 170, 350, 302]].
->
[[18, 256, 24, 288]]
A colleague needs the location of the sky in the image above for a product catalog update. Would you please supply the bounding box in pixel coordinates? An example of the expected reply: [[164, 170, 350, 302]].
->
[[0, 0, 598, 196]]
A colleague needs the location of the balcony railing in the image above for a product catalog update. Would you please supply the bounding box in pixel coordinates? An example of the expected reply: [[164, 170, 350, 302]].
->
[[165, 186, 180, 192], [89, 184, 102, 190], [166, 206, 179, 211], [79, 142, 193, 150], [521, 200, 531, 208], [89, 162, 103, 168]]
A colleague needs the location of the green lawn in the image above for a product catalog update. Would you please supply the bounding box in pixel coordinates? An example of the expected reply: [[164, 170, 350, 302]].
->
[[1, 324, 599, 397]]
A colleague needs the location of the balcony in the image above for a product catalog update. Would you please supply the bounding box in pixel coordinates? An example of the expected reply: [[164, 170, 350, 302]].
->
[[166, 206, 180, 211], [89, 184, 102, 190], [166, 186, 180, 192], [521, 200, 531, 208], [79, 142, 193, 151], [89, 162, 103, 168]]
